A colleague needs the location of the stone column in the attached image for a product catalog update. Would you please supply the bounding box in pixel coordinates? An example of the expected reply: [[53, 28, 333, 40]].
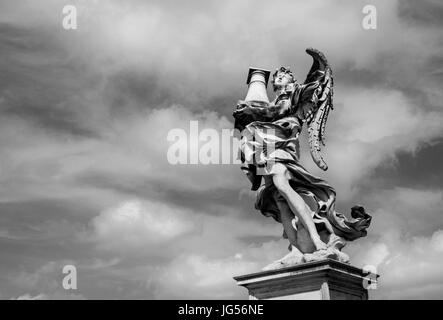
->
[[244, 67, 271, 104], [234, 259, 377, 300]]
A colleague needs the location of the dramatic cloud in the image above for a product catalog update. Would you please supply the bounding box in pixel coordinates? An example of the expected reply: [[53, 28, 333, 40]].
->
[[301, 88, 443, 200], [0, 0, 442, 299], [92, 199, 198, 252], [347, 188, 443, 299]]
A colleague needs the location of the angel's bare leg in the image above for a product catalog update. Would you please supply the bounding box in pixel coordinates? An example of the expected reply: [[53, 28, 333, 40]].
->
[[262, 197, 304, 268], [275, 199, 298, 248], [270, 163, 327, 251]]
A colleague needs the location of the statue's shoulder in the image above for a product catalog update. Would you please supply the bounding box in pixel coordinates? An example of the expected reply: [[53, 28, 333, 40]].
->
[[288, 82, 304, 107]]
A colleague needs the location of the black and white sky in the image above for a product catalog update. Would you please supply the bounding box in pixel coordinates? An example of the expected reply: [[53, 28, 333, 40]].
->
[[0, 0, 442, 299]]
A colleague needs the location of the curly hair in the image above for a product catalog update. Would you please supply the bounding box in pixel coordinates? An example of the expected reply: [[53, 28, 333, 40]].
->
[[272, 66, 295, 92], [272, 66, 295, 82]]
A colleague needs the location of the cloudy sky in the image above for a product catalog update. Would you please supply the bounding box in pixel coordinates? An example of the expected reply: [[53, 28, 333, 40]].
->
[[0, 0, 442, 299]]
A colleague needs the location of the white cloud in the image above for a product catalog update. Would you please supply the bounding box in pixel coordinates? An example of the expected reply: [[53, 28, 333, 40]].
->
[[152, 239, 287, 299], [345, 188, 443, 299], [374, 229, 443, 299], [430, 230, 443, 252], [16, 293, 48, 300], [300, 88, 443, 200], [358, 243, 390, 268], [92, 199, 197, 252], [369, 188, 443, 236], [10, 261, 86, 300]]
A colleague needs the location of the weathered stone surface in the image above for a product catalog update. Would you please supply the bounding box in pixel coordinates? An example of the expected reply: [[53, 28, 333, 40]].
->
[[233, 49, 372, 270], [234, 259, 376, 300]]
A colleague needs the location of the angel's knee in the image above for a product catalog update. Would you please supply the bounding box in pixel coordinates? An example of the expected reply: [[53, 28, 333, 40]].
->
[[272, 173, 292, 198]]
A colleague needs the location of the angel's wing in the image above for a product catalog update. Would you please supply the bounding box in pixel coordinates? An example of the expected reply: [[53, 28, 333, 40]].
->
[[298, 48, 334, 171]]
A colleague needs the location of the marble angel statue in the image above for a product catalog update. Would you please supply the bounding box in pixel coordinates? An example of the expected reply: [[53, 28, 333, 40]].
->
[[233, 48, 371, 270]]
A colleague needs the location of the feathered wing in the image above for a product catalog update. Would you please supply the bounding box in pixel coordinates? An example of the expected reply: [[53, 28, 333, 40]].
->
[[298, 48, 334, 171]]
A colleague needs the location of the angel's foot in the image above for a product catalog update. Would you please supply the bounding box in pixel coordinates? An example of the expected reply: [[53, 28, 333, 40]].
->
[[335, 250, 350, 263], [304, 247, 338, 262], [313, 238, 328, 251], [262, 260, 284, 271], [262, 249, 304, 271], [279, 250, 304, 266]]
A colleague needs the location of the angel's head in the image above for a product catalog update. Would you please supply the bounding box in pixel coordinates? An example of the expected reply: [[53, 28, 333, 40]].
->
[[272, 67, 295, 91]]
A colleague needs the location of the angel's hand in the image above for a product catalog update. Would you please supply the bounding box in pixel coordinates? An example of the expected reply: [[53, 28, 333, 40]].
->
[[235, 100, 251, 109], [233, 106, 253, 117], [233, 101, 254, 116]]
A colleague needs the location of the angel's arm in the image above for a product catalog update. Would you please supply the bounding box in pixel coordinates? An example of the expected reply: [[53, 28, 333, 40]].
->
[[233, 99, 292, 121]]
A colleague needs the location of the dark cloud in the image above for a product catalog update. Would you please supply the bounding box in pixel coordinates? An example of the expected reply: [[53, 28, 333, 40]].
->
[[371, 138, 443, 190], [0, 0, 442, 299], [398, 0, 443, 27]]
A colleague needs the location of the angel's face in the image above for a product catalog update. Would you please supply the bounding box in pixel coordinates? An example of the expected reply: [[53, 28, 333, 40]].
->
[[273, 71, 293, 90]]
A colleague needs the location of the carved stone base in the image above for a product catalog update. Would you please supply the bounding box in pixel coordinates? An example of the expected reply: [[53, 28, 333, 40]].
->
[[234, 259, 374, 300]]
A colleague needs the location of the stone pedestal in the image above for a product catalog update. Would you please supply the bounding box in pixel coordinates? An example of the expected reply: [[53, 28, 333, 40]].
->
[[234, 259, 375, 300]]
